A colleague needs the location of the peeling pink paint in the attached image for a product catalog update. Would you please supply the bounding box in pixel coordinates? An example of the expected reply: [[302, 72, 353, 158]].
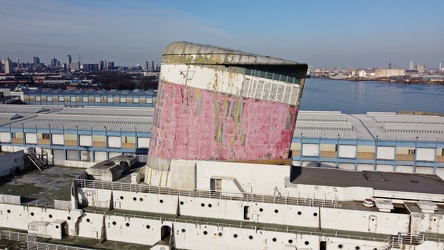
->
[[148, 80, 298, 163]]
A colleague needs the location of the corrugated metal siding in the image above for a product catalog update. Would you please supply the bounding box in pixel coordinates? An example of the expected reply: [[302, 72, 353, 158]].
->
[[358, 145, 375, 153], [397, 147, 410, 154], [290, 143, 300, 150], [320, 144, 336, 151]]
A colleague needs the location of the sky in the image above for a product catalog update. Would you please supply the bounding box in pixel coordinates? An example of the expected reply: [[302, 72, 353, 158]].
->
[[0, 0, 443, 69]]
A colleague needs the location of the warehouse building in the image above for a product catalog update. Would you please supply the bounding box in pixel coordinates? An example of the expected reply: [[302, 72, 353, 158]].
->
[[0, 104, 443, 178], [292, 111, 444, 178], [0, 105, 151, 168], [16, 89, 157, 107]]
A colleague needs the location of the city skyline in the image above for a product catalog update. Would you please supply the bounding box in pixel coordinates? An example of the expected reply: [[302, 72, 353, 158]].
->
[[0, 0, 443, 68], [1, 54, 439, 72]]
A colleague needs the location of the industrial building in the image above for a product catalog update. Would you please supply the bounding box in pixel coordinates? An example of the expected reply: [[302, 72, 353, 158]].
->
[[0, 104, 443, 178], [17, 89, 157, 107], [292, 111, 444, 178], [374, 68, 405, 78], [0, 104, 151, 168]]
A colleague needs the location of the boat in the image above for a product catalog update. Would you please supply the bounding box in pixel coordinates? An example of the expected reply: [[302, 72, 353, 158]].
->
[[0, 42, 442, 250]]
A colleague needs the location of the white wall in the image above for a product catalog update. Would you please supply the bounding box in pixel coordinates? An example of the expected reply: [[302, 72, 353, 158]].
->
[[195, 161, 290, 195], [0, 150, 25, 177], [320, 207, 409, 235]]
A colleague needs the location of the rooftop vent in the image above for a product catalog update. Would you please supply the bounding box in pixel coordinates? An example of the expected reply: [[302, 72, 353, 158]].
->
[[375, 200, 394, 212], [417, 201, 438, 213]]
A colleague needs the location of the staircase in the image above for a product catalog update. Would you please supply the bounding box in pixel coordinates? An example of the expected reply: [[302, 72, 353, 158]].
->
[[383, 232, 427, 249], [26, 147, 47, 171]]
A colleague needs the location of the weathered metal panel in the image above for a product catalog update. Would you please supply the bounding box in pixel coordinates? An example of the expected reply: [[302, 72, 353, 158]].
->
[[148, 80, 298, 170], [148, 42, 307, 171]]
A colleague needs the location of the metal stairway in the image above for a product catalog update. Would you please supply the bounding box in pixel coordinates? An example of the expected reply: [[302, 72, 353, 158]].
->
[[383, 232, 427, 249], [26, 147, 47, 171]]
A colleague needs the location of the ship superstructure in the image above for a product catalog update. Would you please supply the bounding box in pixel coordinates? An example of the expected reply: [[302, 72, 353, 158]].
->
[[146, 42, 307, 184]]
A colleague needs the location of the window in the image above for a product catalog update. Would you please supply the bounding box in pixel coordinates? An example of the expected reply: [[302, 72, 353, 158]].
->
[[25, 133, 37, 144], [120, 97, 126, 103], [58, 96, 64, 102], [79, 135, 92, 146], [35, 96, 41, 102], [94, 96, 100, 103], [82, 96, 88, 102], [133, 97, 140, 103], [70, 96, 76, 102], [47, 96, 53, 102], [408, 149, 416, 155], [52, 134, 64, 145], [42, 133, 50, 140], [210, 178, 222, 191], [107, 97, 113, 103]]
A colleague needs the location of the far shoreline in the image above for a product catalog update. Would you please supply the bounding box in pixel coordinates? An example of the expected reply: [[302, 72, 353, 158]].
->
[[311, 76, 444, 85]]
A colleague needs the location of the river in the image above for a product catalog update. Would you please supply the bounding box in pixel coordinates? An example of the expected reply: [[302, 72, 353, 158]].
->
[[299, 78, 444, 114]]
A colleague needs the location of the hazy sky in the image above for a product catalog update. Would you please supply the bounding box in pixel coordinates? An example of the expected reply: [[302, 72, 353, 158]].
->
[[1, 0, 443, 68]]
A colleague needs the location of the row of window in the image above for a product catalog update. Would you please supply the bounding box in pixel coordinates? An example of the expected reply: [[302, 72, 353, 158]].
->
[[30, 95, 154, 104], [33, 118, 152, 125], [378, 120, 444, 125], [244, 68, 301, 84], [296, 126, 353, 131], [387, 129, 443, 134], [0, 132, 150, 148]]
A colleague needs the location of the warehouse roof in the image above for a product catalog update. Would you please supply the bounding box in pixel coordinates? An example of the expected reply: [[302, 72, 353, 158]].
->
[[295, 111, 444, 142], [0, 104, 153, 132], [1, 104, 443, 142]]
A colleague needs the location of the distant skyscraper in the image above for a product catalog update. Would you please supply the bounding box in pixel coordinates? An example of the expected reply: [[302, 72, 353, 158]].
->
[[51, 58, 59, 67], [97, 60, 105, 71], [70, 61, 80, 71], [107, 61, 114, 70], [33, 57, 40, 66], [151, 61, 155, 71], [144, 60, 149, 71], [409, 60, 414, 70], [16, 57, 19, 66], [66, 55, 72, 70], [5, 58, 13, 74]]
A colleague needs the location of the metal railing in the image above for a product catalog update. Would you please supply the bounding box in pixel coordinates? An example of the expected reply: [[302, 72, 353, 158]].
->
[[27, 241, 94, 250], [0, 230, 35, 243], [75, 178, 339, 208], [27, 147, 46, 170], [110, 211, 387, 243], [0, 230, 93, 250], [390, 232, 427, 247]]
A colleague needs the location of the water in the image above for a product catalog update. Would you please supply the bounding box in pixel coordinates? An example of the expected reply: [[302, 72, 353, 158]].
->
[[299, 78, 444, 114]]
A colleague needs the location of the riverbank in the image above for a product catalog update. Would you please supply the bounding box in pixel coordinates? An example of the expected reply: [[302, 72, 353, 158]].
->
[[312, 76, 444, 85]]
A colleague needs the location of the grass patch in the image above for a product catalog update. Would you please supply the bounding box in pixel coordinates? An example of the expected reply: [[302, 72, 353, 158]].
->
[[0, 183, 44, 198]]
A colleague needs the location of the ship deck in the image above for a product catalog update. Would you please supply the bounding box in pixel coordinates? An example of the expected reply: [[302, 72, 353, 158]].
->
[[2, 164, 444, 209], [1, 164, 444, 248], [290, 166, 444, 195], [0, 166, 85, 205]]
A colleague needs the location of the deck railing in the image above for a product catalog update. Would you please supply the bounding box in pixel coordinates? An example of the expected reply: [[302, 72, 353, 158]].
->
[[74, 178, 339, 208]]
